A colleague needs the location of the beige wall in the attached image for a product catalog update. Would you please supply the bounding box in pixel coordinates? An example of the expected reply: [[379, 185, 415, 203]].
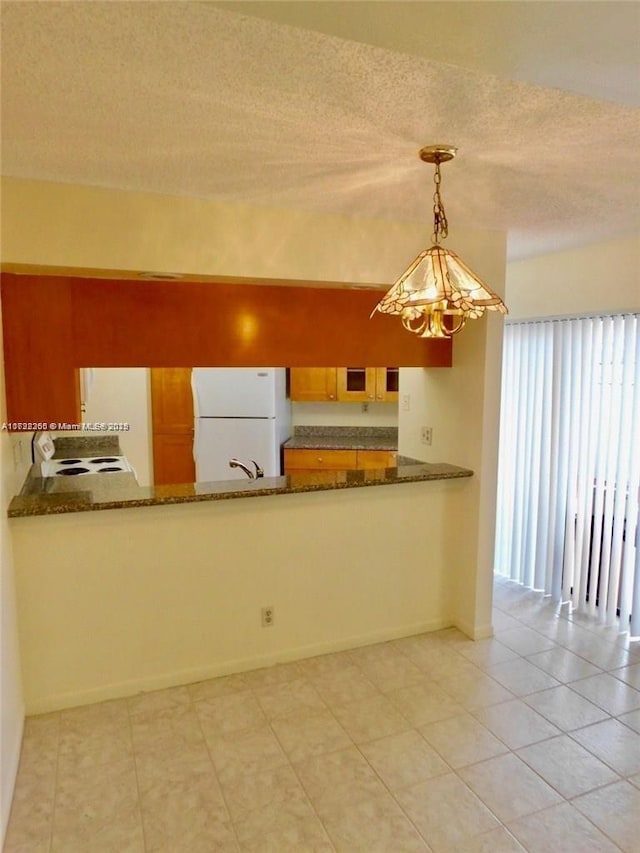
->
[[2, 177, 431, 285], [81, 368, 153, 486], [506, 233, 640, 319], [292, 401, 398, 429], [398, 236, 507, 637], [11, 480, 466, 713], [0, 305, 26, 844], [2, 177, 506, 717]]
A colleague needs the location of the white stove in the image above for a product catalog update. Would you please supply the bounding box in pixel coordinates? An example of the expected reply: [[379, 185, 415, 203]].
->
[[34, 431, 134, 478], [41, 455, 134, 477]]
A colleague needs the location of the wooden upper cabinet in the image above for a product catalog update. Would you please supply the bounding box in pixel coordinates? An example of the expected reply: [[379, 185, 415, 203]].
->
[[1, 276, 81, 427], [150, 368, 195, 433], [152, 433, 196, 487], [375, 367, 399, 402], [150, 368, 195, 485], [291, 367, 399, 403], [336, 367, 377, 402], [290, 368, 338, 402]]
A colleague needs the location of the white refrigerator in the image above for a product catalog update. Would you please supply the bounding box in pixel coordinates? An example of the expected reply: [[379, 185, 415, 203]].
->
[[192, 368, 291, 482]]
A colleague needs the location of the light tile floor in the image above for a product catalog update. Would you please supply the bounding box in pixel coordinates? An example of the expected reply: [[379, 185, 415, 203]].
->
[[5, 577, 640, 852]]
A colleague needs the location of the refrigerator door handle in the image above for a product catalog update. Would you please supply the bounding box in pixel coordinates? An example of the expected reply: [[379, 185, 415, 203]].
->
[[191, 370, 200, 464], [193, 419, 200, 465], [191, 370, 200, 420]]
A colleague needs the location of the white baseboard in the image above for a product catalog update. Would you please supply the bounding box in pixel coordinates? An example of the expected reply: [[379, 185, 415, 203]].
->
[[1, 711, 24, 848], [454, 618, 495, 641], [25, 616, 452, 714]]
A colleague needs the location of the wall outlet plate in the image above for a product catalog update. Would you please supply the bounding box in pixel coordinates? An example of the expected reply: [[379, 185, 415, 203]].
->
[[36, 431, 55, 461]]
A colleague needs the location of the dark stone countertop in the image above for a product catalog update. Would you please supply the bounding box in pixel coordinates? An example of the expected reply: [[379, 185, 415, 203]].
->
[[8, 459, 473, 518], [284, 426, 398, 451]]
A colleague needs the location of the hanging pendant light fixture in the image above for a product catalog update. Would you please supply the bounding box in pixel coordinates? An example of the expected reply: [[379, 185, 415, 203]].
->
[[371, 146, 507, 338]]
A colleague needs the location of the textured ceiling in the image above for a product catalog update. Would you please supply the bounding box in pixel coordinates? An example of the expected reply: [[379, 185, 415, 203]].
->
[[1, 1, 639, 261]]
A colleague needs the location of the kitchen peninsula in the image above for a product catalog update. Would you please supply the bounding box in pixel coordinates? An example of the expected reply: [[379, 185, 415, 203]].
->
[[10, 453, 471, 516], [9, 435, 474, 715]]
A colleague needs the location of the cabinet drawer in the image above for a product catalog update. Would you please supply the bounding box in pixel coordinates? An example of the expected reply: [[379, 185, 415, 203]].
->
[[356, 450, 397, 470], [284, 449, 358, 471]]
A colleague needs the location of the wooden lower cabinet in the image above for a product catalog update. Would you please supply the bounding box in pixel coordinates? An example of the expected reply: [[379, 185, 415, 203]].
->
[[284, 449, 358, 472], [356, 450, 398, 470], [284, 448, 396, 473]]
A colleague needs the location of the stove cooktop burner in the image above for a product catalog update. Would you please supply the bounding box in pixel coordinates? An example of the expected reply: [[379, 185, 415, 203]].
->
[[41, 453, 133, 478]]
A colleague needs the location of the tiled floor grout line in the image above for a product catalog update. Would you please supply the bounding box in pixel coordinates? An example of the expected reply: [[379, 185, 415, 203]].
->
[[352, 739, 455, 849], [191, 699, 245, 853], [126, 704, 150, 853], [247, 673, 349, 850], [264, 712, 340, 851], [245, 653, 467, 850], [6, 577, 640, 852], [491, 581, 632, 852], [320, 587, 634, 852], [46, 713, 62, 853], [238, 596, 631, 851], [494, 591, 640, 651], [309, 633, 520, 848]]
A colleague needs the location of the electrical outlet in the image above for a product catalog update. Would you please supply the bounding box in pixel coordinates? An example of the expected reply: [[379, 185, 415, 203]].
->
[[261, 606, 274, 627], [361, 402, 369, 413], [421, 426, 433, 446], [401, 394, 411, 412]]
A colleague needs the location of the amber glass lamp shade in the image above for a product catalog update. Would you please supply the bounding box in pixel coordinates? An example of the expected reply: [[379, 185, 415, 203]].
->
[[371, 245, 507, 339]]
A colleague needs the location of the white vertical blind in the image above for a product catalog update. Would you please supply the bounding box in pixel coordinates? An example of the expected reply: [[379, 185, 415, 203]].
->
[[495, 314, 640, 634]]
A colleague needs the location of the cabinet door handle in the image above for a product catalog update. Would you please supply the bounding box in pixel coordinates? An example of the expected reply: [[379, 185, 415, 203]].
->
[[317, 457, 323, 463], [368, 394, 374, 399], [376, 394, 382, 400], [328, 394, 335, 400]]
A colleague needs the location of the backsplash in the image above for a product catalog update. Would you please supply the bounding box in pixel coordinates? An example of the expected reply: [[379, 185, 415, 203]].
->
[[292, 425, 398, 442], [291, 401, 398, 429], [53, 435, 121, 456]]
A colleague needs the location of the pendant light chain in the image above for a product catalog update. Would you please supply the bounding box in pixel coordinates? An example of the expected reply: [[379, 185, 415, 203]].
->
[[431, 159, 448, 245], [371, 143, 508, 338]]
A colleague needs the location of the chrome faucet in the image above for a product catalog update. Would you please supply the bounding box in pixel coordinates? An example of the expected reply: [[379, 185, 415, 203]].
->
[[229, 458, 264, 479]]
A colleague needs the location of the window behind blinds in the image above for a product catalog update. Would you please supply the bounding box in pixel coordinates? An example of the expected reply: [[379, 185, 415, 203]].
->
[[495, 314, 640, 635]]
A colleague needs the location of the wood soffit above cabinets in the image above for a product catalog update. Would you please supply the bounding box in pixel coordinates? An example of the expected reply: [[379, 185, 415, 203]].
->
[[1, 273, 452, 368], [0, 272, 452, 424]]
